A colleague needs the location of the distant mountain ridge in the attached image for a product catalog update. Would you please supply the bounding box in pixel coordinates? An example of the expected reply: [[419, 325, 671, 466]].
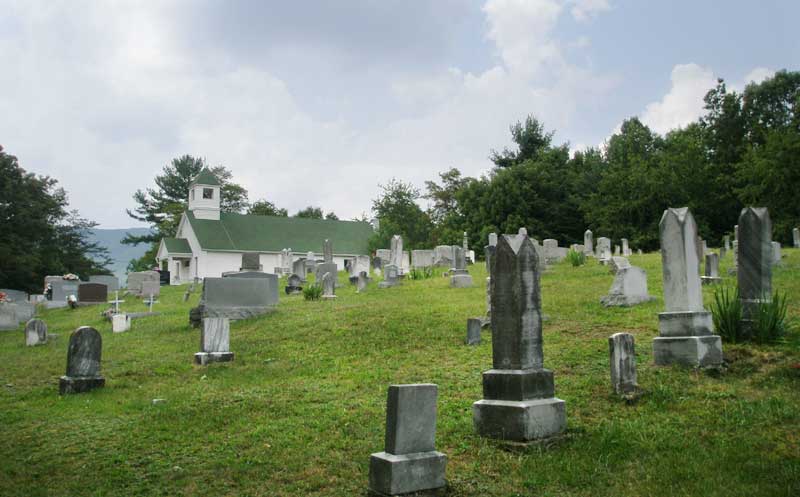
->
[[88, 228, 153, 281]]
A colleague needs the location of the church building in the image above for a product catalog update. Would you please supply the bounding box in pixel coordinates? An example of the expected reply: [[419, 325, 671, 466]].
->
[[156, 169, 373, 284]]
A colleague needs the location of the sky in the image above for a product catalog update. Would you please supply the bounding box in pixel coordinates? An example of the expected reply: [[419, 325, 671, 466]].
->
[[1, 0, 798, 228]]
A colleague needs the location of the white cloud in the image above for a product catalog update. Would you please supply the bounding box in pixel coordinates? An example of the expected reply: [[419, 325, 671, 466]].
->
[[640, 63, 717, 135], [570, 0, 611, 23], [742, 67, 774, 87]]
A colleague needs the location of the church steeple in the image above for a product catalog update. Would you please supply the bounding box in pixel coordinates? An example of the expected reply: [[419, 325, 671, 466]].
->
[[188, 168, 221, 220]]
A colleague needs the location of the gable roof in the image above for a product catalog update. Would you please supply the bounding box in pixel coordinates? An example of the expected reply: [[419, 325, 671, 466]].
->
[[191, 168, 221, 187], [185, 211, 373, 255], [162, 237, 192, 255]]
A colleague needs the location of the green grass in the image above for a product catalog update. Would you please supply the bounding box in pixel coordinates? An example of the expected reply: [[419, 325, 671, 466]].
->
[[1, 250, 799, 496]]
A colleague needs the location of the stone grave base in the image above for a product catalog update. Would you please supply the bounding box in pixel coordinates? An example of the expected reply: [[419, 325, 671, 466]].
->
[[657, 310, 713, 337], [700, 276, 723, 285], [194, 352, 235, 365], [473, 397, 566, 442], [369, 450, 447, 496], [284, 286, 303, 295], [450, 274, 474, 288], [59, 375, 105, 395], [652, 335, 722, 367], [600, 294, 654, 307]]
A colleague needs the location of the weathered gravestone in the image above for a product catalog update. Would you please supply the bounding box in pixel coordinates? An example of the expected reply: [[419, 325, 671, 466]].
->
[[473, 234, 567, 441], [543, 239, 566, 264], [112, 314, 131, 333], [322, 239, 333, 264], [375, 249, 391, 267], [321, 272, 336, 299], [25, 318, 48, 346], [793, 228, 800, 249], [724, 235, 731, 251], [614, 245, 621, 256], [653, 207, 722, 367], [771, 241, 782, 266], [368, 384, 447, 496], [701, 253, 722, 285], [584, 229, 594, 255], [292, 259, 307, 282], [450, 246, 473, 288], [356, 271, 369, 293], [738, 207, 772, 334], [466, 318, 482, 345], [596, 237, 612, 263], [51, 280, 80, 302], [608, 256, 631, 274], [378, 264, 400, 288], [411, 250, 434, 269], [78, 283, 108, 305], [240, 253, 262, 271], [622, 238, 631, 257], [433, 245, 454, 267], [89, 275, 119, 293], [59, 327, 105, 394], [1, 289, 27, 302], [126, 270, 159, 296], [315, 262, 338, 287], [14, 302, 35, 323], [285, 274, 304, 294], [194, 317, 234, 365], [140, 281, 161, 299], [0, 303, 17, 330], [600, 267, 653, 307], [485, 233, 498, 322], [349, 255, 371, 283], [390, 235, 404, 273], [191, 277, 278, 326], [609, 333, 638, 395], [305, 252, 317, 274]]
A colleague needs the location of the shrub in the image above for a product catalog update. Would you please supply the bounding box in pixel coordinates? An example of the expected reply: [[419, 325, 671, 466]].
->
[[566, 249, 586, 267], [408, 267, 433, 280], [752, 292, 790, 344], [303, 284, 322, 301], [711, 286, 744, 343]]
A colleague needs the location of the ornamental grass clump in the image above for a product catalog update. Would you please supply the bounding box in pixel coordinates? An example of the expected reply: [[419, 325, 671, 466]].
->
[[566, 249, 586, 267], [303, 284, 322, 301]]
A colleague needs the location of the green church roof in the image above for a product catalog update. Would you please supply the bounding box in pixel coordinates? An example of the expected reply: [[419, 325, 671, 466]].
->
[[162, 237, 192, 254], [185, 211, 373, 255], [191, 168, 221, 186]]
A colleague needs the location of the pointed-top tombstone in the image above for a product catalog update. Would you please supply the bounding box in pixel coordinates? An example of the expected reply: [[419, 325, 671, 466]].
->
[[653, 207, 721, 366], [584, 229, 594, 255], [323, 239, 333, 264], [473, 234, 566, 441], [59, 326, 105, 394], [738, 207, 772, 324], [390, 235, 403, 269], [793, 227, 800, 248], [322, 272, 336, 299]]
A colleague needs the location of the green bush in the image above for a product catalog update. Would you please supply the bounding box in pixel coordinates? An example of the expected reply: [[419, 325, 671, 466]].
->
[[711, 286, 744, 343], [303, 284, 323, 301], [752, 292, 790, 344], [566, 249, 586, 267], [408, 267, 433, 280]]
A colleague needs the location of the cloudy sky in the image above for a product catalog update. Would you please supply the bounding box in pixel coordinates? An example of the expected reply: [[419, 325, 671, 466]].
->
[[1, 0, 797, 228]]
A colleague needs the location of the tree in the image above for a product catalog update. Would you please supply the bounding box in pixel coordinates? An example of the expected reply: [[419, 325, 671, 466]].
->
[[0, 145, 110, 292], [324, 211, 339, 220], [370, 179, 432, 251], [294, 206, 323, 219], [248, 199, 288, 217], [490, 115, 554, 168]]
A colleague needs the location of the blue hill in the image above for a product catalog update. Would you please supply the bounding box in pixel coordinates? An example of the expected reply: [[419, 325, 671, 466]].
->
[[88, 228, 153, 281]]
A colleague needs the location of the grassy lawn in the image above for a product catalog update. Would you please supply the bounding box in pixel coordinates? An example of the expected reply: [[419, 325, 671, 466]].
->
[[1, 250, 799, 496]]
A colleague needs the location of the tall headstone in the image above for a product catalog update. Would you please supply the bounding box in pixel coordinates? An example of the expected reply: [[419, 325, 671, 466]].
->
[[793, 227, 800, 248], [473, 234, 566, 441], [584, 229, 594, 256], [369, 384, 447, 495], [701, 253, 722, 285], [323, 239, 333, 264], [653, 208, 722, 367], [292, 260, 307, 282], [466, 318, 482, 345], [356, 271, 369, 293], [321, 272, 336, 299], [450, 246, 473, 287], [596, 237, 611, 263], [25, 318, 48, 346], [390, 235, 403, 271], [59, 327, 105, 394], [771, 241, 781, 266], [738, 207, 772, 332], [609, 333, 637, 395], [485, 233, 498, 322], [614, 245, 621, 256], [463, 231, 469, 251], [724, 235, 731, 252], [195, 317, 234, 365], [621, 238, 631, 257]]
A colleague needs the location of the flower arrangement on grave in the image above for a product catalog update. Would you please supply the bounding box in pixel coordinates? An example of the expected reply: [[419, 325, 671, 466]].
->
[[63, 273, 80, 280], [0, 291, 7, 303]]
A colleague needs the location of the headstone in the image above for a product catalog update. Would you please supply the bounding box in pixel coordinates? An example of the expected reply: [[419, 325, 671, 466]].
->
[[240, 253, 262, 272], [653, 208, 722, 367], [25, 318, 48, 346], [112, 314, 131, 333], [596, 237, 612, 263], [609, 333, 637, 395], [140, 280, 160, 299], [614, 245, 621, 256], [305, 251, 317, 274], [621, 238, 631, 257], [315, 262, 337, 287], [59, 327, 105, 394], [738, 207, 772, 332], [192, 276, 278, 325], [89, 275, 119, 292], [348, 255, 371, 280], [0, 303, 17, 330], [356, 271, 369, 293], [793, 228, 800, 248], [771, 241, 781, 266], [375, 249, 392, 266], [78, 283, 108, 305], [518, 227, 527, 236], [466, 318, 482, 345], [29, 294, 45, 303], [450, 246, 473, 287], [378, 264, 400, 288], [285, 274, 304, 294], [321, 272, 336, 299], [368, 384, 447, 495], [126, 270, 159, 296], [608, 256, 631, 274], [390, 235, 403, 271], [433, 245, 455, 267], [543, 239, 562, 264], [411, 250, 434, 269], [600, 267, 653, 307], [584, 229, 594, 256], [401, 251, 410, 274], [51, 280, 80, 302], [323, 239, 333, 264], [281, 248, 293, 274], [194, 317, 234, 365], [473, 234, 567, 441], [701, 253, 722, 285], [292, 259, 307, 282], [0, 289, 27, 302], [724, 235, 731, 251]]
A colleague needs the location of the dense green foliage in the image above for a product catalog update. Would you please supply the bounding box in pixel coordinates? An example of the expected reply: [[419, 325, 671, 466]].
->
[[711, 287, 792, 344], [1, 250, 798, 496], [377, 71, 800, 252], [248, 199, 288, 217], [0, 146, 110, 292], [368, 179, 432, 252], [293, 206, 339, 220], [123, 155, 249, 271]]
